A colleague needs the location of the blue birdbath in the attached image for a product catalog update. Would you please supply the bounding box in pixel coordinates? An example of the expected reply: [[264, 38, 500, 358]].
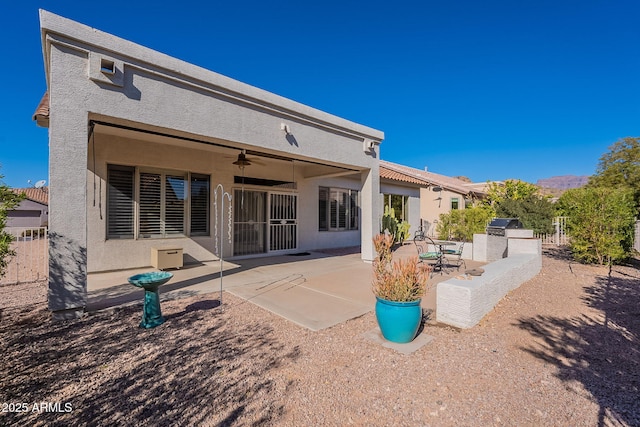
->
[[128, 271, 173, 328]]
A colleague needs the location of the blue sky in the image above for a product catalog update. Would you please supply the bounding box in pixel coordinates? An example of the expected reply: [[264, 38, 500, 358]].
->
[[2, 1, 639, 188]]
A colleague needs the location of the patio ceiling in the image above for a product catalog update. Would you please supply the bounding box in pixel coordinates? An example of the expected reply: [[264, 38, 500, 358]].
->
[[91, 120, 363, 180]]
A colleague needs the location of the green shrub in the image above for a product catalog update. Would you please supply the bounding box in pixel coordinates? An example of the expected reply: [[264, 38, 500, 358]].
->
[[556, 187, 636, 264], [436, 206, 495, 241]]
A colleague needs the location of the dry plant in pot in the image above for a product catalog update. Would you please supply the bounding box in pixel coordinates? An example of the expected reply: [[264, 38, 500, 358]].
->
[[372, 233, 430, 301], [372, 233, 431, 343]]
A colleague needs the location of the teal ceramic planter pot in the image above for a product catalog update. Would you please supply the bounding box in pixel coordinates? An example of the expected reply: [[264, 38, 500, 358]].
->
[[375, 297, 422, 343]]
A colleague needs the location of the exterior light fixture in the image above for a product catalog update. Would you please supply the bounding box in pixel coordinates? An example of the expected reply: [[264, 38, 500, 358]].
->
[[280, 122, 291, 135], [233, 152, 251, 169]]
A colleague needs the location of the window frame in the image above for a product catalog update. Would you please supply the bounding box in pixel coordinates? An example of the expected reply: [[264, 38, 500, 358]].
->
[[190, 173, 210, 236], [106, 165, 135, 239], [319, 186, 359, 231], [382, 193, 409, 222], [138, 169, 187, 239], [106, 164, 211, 240], [451, 197, 460, 210]]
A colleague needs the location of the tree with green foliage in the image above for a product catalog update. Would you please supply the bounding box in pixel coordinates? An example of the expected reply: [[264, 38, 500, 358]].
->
[[495, 194, 555, 235], [0, 172, 25, 277], [484, 179, 541, 206], [588, 136, 640, 211], [556, 187, 636, 265], [436, 205, 495, 241], [481, 179, 555, 235]]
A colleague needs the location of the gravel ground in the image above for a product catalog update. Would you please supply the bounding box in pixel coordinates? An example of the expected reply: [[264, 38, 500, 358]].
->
[[1, 247, 639, 426]]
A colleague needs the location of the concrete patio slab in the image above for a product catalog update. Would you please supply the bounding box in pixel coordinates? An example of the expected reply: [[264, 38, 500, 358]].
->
[[87, 251, 376, 331], [86, 243, 485, 332], [228, 278, 371, 331]]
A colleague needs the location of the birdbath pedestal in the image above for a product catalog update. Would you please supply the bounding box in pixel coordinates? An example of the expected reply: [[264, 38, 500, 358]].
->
[[127, 271, 173, 328]]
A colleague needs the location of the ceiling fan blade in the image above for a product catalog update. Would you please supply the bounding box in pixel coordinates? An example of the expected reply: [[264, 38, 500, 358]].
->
[[246, 157, 266, 165]]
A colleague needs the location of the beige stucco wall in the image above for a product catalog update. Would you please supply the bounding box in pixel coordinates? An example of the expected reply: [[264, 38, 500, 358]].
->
[[419, 187, 469, 235], [41, 10, 383, 316]]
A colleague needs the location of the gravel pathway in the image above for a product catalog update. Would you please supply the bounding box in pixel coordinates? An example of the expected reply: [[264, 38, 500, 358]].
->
[[0, 247, 638, 426]]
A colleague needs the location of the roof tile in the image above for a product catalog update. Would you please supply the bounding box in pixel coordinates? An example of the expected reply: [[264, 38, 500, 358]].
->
[[33, 92, 49, 127], [380, 160, 486, 196], [12, 187, 49, 206]]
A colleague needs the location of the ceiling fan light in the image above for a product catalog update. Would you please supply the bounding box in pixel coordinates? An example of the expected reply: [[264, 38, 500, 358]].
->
[[233, 153, 251, 169]]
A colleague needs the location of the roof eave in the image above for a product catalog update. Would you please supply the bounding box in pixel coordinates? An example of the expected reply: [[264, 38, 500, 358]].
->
[[33, 92, 50, 128]]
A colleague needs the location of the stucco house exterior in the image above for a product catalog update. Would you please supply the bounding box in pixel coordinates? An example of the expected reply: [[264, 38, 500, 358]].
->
[[35, 10, 384, 320], [7, 187, 49, 229], [378, 162, 424, 238], [380, 161, 486, 237]]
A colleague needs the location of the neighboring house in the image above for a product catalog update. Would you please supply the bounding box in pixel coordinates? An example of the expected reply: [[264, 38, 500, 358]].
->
[[35, 11, 384, 320], [380, 161, 486, 236], [379, 162, 425, 238], [7, 187, 49, 229]]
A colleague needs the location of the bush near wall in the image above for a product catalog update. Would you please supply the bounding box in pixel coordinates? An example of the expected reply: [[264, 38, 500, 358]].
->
[[437, 206, 495, 242]]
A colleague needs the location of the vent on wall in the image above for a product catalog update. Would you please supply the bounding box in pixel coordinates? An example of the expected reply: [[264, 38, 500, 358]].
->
[[100, 59, 115, 74], [88, 52, 124, 87]]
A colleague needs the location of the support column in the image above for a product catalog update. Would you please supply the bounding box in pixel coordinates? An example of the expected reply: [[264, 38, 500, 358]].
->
[[360, 166, 380, 262], [47, 49, 88, 320]]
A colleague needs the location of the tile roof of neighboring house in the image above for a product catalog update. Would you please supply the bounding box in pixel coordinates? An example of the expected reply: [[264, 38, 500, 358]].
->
[[380, 160, 486, 196], [379, 164, 430, 186], [33, 92, 49, 127], [12, 187, 49, 206], [463, 181, 495, 193]]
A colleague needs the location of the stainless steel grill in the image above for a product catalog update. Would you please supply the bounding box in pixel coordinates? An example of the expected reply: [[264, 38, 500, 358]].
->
[[486, 218, 524, 236]]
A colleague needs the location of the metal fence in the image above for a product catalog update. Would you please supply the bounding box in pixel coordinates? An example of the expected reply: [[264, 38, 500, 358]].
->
[[535, 217, 640, 252], [0, 227, 48, 285]]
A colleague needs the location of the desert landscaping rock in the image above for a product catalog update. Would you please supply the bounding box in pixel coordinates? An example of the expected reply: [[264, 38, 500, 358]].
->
[[0, 247, 638, 426]]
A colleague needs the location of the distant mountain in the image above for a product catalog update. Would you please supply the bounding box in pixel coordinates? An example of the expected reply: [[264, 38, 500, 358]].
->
[[536, 175, 590, 190]]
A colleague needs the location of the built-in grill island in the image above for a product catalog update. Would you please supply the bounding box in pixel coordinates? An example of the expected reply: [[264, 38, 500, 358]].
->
[[486, 218, 524, 237], [484, 218, 526, 261]]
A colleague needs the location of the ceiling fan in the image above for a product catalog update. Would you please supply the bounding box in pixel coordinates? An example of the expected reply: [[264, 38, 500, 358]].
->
[[231, 150, 265, 169]]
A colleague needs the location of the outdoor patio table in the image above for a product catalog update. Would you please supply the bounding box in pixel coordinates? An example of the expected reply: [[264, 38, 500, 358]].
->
[[432, 240, 457, 272], [127, 271, 173, 328]]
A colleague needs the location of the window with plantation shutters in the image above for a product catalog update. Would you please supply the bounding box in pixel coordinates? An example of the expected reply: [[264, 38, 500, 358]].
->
[[349, 190, 359, 229], [139, 172, 162, 237], [318, 187, 358, 231], [106, 165, 208, 240], [164, 175, 185, 236], [330, 190, 339, 229], [318, 187, 329, 231], [107, 165, 134, 239], [138, 172, 186, 238], [190, 174, 209, 235]]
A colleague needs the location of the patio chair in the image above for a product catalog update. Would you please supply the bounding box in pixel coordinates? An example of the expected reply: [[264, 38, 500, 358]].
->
[[413, 235, 442, 276], [414, 222, 431, 239], [442, 241, 466, 271]]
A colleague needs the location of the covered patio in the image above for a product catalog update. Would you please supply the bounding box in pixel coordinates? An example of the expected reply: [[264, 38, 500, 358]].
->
[[87, 243, 486, 331], [37, 10, 383, 320]]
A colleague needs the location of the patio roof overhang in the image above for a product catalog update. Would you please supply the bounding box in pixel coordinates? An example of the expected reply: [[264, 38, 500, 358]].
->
[[90, 119, 364, 180]]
